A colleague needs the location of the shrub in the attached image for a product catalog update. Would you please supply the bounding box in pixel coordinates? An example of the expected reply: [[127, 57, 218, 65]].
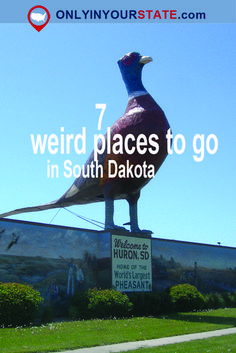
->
[[204, 292, 226, 309], [233, 291, 236, 306], [69, 291, 90, 320], [88, 288, 133, 319], [69, 288, 133, 320], [129, 292, 157, 317], [0, 282, 43, 327], [169, 284, 205, 312], [129, 291, 169, 317], [222, 292, 236, 308], [40, 304, 54, 324]]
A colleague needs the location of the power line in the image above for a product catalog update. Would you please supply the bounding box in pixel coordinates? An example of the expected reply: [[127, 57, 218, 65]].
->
[[49, 208, 61, 224], [63, 207, 104, 229]]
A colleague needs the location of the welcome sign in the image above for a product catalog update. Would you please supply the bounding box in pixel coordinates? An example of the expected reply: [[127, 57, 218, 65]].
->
[[111, 234, 152, 292]]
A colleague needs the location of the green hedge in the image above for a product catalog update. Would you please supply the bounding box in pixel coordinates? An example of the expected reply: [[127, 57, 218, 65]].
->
[[204, 291, 236, 309], [169, 284, 205, 312], [222, 291, 236, 308], [0, 283, 43, 327], [88, 288, 133, 319], [69, 288, 133, 320], [69, 291, 90, 320], [129, 291, 170, 316], [68, 287, 236, 320], [130, 285, 206, 315]]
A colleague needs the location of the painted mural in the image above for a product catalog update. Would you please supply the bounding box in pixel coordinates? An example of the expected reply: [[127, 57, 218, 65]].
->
[[0, 218, 236, 301], [0, 219, 111, 304], [152, 238, 236, 293]]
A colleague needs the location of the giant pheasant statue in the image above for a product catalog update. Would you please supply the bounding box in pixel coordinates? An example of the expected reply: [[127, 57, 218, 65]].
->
[[0, 52, 171, 233]]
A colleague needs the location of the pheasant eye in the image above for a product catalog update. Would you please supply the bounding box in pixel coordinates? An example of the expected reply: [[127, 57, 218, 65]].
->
[[122, 53, 137, 66]]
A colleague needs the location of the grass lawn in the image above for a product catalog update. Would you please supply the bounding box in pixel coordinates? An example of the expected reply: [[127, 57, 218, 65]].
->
[[128, 334, 236, 352], [0, 308, 235, 353]]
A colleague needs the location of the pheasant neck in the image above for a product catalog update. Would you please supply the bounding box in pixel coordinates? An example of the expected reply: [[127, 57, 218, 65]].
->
[[128, 90, 148, 100], [122, 69, 147, 98]]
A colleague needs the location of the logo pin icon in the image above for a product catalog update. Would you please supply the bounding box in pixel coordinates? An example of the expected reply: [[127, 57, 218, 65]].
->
[[28, 5, 50, 32]]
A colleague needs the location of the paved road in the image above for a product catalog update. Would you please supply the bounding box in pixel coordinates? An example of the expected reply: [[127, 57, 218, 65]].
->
[[56, 327, 236, 353]]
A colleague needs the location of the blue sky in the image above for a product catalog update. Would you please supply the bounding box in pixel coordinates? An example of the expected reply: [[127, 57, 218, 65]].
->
[[0, 23, 235, 247]]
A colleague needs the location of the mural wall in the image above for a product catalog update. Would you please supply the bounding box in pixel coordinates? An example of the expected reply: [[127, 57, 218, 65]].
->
[[152, 238, 236, 293], [0, 219, 111, 303], [0, 218, 236, 302]]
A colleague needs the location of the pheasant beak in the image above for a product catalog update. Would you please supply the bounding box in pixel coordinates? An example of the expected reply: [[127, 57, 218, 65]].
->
[[139, 55, 153, 64]]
